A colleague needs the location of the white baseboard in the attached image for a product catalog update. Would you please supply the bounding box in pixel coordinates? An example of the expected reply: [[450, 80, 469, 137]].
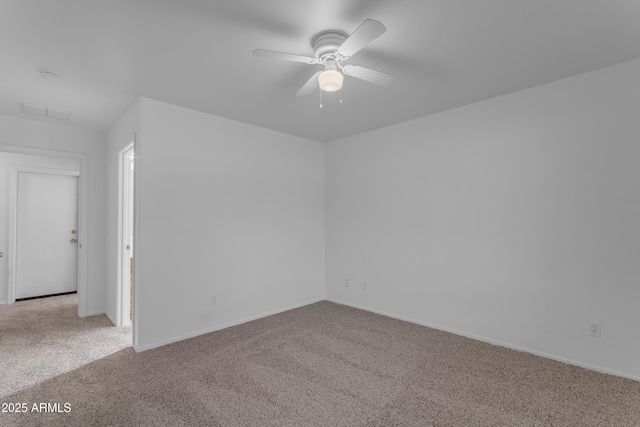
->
[[105, 310, 117, 326], [326, 298, 640, 383], [84, 310, 105, 317], [133, 297, 325, 353]]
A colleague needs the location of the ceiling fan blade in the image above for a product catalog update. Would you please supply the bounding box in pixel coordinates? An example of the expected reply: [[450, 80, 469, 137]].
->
[[253, 49, 318, 64], [296, 71, 322, 96], [342, 65, 394, 86], [336, 19, 386, 58]]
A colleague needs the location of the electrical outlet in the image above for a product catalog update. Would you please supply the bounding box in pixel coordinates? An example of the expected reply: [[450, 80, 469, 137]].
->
[[344, 279, 349, 287], [588, 321, 601, 337], [363, 282, 368, 290]]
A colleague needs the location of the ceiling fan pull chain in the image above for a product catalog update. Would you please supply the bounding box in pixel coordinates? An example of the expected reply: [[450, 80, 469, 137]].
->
[[319, 90, 323, 109]]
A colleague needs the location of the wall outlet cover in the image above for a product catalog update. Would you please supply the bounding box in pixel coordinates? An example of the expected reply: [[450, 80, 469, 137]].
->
[[588, 321, 601, 337]]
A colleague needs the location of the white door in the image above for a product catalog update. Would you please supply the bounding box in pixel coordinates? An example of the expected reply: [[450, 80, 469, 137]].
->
[[16, 172, 79, 299], [120, 145, 134, 326]]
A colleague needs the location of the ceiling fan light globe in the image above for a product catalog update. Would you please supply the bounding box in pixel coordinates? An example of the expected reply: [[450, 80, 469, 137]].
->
[[318, 69, 344, 92]]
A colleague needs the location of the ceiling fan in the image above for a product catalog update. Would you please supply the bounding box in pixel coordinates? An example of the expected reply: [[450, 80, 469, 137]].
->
[[253, 19, 394, 96]]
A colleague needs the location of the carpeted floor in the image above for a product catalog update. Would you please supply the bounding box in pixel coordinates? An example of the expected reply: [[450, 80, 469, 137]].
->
[[0, 294, 132, 397], [1, 297, 640, 426]]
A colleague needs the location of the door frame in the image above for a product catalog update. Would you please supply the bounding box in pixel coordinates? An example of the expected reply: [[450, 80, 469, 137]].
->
[[1, 144, 89, 318], [117, 142, 135, 327], [8, 167, 80, 304]]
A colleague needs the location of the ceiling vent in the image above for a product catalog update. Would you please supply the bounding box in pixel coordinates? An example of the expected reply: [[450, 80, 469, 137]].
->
[[20, 103, 71, 120]]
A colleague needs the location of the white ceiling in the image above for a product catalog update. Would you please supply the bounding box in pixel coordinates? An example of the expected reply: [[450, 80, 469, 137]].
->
[[2, 0, 640, 142]]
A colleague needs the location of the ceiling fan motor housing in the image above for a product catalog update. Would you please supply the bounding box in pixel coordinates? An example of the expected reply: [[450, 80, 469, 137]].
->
[[312, 31, 347, 60]]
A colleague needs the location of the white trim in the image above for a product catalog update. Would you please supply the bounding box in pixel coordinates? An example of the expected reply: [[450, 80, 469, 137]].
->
[[325, 298, 640, 383], [85, 310, 106, 317], [117, 142, 135, 327], [0, 144, 89, 318], [105, 310, 117, 325], [8, 166, 80, 304], [133, 298, 325, 353], [132, 133, 140, 350]]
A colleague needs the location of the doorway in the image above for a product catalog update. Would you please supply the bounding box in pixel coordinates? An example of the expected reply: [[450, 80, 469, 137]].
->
[[15, 171, 79, 299], [118, 143, 135, 326], [6, 158, 85, 313]]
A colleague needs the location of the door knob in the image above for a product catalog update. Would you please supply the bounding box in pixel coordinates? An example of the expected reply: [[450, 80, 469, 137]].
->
[[71, 238, 78, 243], [71, 230, 77, 234]]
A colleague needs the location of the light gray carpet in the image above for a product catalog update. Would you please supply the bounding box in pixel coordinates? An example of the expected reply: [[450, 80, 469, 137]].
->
[[0, 294, 132, 397], [1, 298, 640, 426]]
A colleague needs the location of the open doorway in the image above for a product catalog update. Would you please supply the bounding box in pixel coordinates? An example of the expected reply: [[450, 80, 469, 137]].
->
[[0, 147, 88, 317], [118, 143, 134, 326], [0, 147, 131, 396]]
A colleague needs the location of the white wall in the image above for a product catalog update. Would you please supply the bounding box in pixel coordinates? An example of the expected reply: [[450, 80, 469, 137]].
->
[[326, 58, 640, 379], [0, 115, 107, 315], [105, 100, 140, 324], [134, 98, 324, 350], [0, 152, 80, 303]]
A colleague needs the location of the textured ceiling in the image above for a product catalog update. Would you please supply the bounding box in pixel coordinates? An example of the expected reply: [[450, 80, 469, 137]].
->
[[1, 0, 640, 142]]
